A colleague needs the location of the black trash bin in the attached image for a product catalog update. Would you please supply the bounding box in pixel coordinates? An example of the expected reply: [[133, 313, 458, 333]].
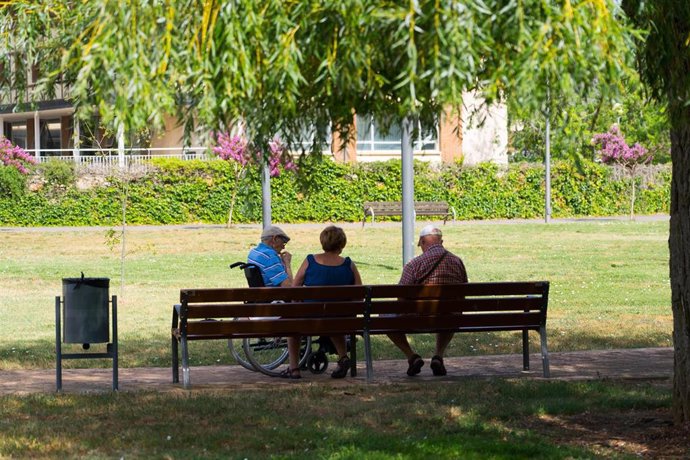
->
[[62, 276, 110, 346], [55, 275, 118, 391]]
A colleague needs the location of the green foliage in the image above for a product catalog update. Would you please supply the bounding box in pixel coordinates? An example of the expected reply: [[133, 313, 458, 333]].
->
[[510, 77, 670, 164], [0, 158, 670, 226], [1, 1, 635, 162], [40, 159, 76, 189], [0, 165, 27, 199]]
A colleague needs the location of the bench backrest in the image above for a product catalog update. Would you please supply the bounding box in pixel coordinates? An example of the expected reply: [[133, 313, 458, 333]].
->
[[179, 286, 368, 339], [363, 201, 449, 215], [366, 281, 549, 334], [177, 282, 548, 339]]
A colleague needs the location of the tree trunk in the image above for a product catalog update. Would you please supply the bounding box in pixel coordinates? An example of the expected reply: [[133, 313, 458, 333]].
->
[[670, 120, 690, 423]]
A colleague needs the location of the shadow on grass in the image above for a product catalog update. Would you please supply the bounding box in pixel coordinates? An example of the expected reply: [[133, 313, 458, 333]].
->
[[0, 380, 672, 458], [354, 261, 399, 271]]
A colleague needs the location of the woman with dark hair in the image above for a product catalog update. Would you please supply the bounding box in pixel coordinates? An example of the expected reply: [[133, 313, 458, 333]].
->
[[281, 225, 362, 379]]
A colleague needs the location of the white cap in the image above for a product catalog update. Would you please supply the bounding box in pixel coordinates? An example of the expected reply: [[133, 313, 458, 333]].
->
[[419, 225, 442, 238], [261, 225, 290, 242]]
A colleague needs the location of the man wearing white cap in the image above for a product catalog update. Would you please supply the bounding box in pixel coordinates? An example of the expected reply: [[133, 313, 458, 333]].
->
[[247, 225, 293, 287], [388, 224, 468, 376]]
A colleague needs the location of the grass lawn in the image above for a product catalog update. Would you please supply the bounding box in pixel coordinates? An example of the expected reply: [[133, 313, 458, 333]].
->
[[0, 219, 682, 459], [0, 219, 671, 369], [0, 380, 677, 458]]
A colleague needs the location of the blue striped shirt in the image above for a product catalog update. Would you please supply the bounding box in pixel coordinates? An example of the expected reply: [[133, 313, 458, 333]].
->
[[247, 242, 289, 287]]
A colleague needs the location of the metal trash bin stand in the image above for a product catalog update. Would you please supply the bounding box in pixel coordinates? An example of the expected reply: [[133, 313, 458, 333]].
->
[[55, 275, 118, 391]]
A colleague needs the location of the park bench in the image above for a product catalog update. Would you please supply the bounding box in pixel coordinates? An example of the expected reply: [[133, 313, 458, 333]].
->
[[362, 201, 457, 227], [171, 281, 550, 388]]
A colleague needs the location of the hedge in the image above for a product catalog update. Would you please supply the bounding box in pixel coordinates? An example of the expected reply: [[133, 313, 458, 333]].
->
[[0, 158, 670, 226]]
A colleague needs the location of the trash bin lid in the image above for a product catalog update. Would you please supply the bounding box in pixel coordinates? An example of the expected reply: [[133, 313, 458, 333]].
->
[[62, 277, 110, 289]]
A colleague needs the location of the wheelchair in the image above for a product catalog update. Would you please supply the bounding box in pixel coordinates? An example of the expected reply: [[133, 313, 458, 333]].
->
[[228, 261, 341, 377]]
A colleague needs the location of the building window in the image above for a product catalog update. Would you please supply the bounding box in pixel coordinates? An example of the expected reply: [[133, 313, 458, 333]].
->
[[355, 114, 438, 152], [8, 122, 27, 149], [40, 119, 62, 153]]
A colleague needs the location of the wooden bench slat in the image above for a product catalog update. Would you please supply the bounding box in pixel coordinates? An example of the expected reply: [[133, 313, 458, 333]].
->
[[184, 301, 367, 319], [367, 312, 543, 332], [369, 282, 548, 298], [369, 296, 546, 314], [182, 286, 367, 303], [187, 317, 363, 337]]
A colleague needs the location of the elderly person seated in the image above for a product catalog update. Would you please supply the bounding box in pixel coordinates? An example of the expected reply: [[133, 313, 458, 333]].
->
[[247, 225, 293, 287], [290, 225, 363, 379]]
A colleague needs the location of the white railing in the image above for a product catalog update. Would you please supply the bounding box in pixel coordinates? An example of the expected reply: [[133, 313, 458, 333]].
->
[[25, 145, 443, 171], [29, 147, 210, 171]]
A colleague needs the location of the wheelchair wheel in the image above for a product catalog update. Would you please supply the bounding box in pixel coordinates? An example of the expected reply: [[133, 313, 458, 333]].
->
[[307, 350, 329, 374], [227, 338, 256, 371], [244, 336, 312, 377]]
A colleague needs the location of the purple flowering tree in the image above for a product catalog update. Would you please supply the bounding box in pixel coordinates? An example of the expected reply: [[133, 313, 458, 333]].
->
[[0, 136, 36, 174], [593, 125, 652, 220], [213, 132, 296, 226]]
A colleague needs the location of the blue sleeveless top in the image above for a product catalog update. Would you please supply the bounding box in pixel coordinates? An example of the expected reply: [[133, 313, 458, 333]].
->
[[303, 255, 355, 286]]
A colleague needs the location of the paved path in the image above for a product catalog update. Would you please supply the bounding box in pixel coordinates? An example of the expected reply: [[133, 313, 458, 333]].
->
[[0, 348, 672, 395], [0, 213, 669, 234]]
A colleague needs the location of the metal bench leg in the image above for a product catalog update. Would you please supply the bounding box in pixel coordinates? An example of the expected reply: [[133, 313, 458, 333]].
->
[[350, 333, 357, 377], [112, 295, 118, 391], [363, 331, 373, 382], [181, 337, 191, 389], [172, 336, 179, 383], [522, 329, 530, 371], [55, 296, 62, 392], [540, 326, 550, 378], [171, 307, 180, 384]]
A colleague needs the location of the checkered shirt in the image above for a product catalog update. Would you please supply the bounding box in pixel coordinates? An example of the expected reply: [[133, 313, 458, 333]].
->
[[399, 243, 468, 285]]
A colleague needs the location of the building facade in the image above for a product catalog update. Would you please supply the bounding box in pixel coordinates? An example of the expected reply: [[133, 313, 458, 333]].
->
[[0, 66, 508, 166]]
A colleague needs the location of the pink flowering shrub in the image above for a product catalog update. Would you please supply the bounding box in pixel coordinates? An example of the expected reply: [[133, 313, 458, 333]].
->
[[592, 125, 652, 219], [212, 132, 297, 226], [212, 133, 297, 178], [266, 139, 297, 178], [212, 132, 250, 166], [0, 136, 36, 174], [593, 125, 652, 168]]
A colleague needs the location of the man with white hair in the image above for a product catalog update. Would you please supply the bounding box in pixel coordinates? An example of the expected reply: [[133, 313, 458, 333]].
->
[[388, 224, 468, 376], [247, 225, 293, 287]]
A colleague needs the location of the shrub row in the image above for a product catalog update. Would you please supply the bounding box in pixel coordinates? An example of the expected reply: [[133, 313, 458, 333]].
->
[[0, 158, 670, 226]]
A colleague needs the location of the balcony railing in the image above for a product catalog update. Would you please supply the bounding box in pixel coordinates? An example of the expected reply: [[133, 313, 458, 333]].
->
[[28, 147, 210, 172], [0, 80, 72, 107]]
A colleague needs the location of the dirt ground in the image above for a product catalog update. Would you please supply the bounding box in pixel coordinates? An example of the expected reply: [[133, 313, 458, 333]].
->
[[521, 381, 689, 459]]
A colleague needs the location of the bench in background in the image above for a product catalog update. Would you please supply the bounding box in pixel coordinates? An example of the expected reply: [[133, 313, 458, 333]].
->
[[362, 201, 457, 227]]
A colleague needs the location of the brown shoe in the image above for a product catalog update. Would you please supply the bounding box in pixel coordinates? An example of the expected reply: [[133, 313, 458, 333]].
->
[[407, 354, 424, 376], [430, 355, 447, 376], [278, 368, 302, 379], [331, 355, 351, 379]]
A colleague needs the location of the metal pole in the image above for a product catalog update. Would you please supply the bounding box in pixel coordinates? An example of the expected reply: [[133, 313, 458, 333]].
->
[[112, 295, 118, 391], [261, 162, 272, 228], [34, 111, 41, 161], [117, 122, 125, 168], [401, 117, 415, 265], [55, 296, 62, 392], [544, 88, 552, 224], [73, 117, 80, 164]]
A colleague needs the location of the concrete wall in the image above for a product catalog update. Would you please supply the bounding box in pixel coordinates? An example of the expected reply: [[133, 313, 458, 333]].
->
[[460, 91, 508, 166]]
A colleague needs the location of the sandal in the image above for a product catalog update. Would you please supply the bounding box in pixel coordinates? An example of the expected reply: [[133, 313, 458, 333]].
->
[[407, 354, 424, 376], [430, 355, 447, 376], [331, 355, 351, 379], [278, 368, 302, 380]]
